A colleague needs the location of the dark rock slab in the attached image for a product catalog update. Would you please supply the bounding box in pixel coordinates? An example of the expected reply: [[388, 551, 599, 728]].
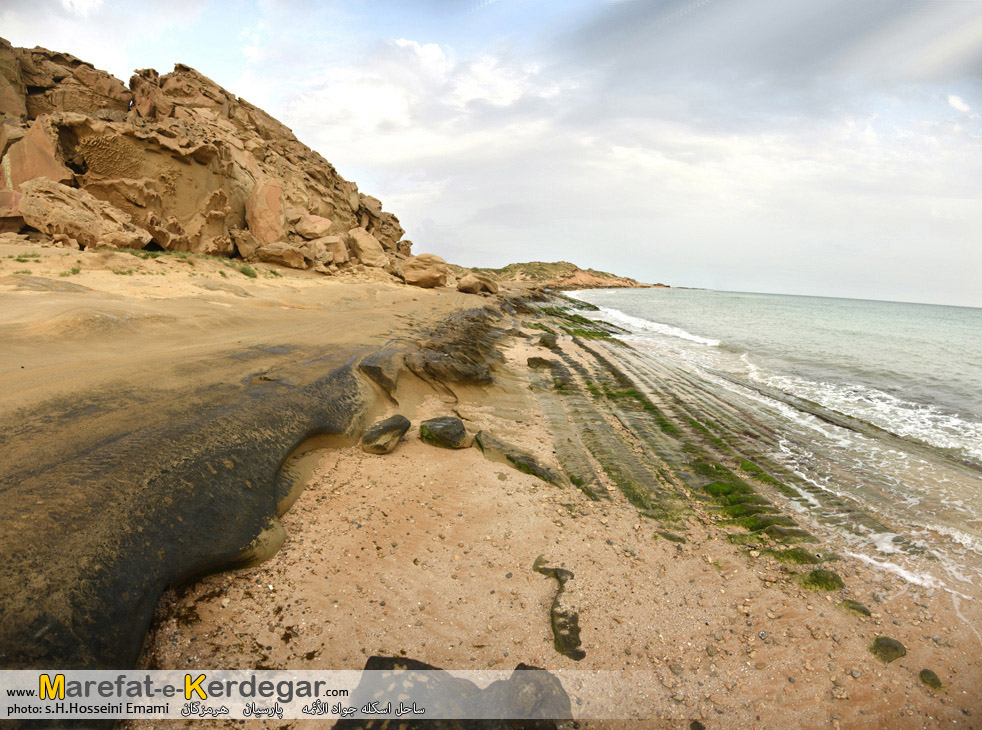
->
[[537, 333, 559, 350], [532, 556, 585, 661], [420, 415, 471, 449], [405, 309, 504, 385], [0, 355, 370, 674], [657, 530, 687, 544], [361, 414, 412, 454], [358, 347, 405, 396], [475, 431, 563, 486]]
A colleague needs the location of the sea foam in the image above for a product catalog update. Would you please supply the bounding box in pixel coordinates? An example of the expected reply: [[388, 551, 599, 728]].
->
[[594, 306, 721, 347]]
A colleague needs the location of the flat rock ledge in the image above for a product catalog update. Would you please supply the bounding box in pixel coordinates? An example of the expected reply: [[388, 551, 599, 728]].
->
[[475, 430, 564, 487]]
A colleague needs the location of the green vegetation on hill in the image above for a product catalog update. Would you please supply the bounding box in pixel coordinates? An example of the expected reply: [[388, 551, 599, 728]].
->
[[449, 261, 661, 290], [472, 261, 612, 280]]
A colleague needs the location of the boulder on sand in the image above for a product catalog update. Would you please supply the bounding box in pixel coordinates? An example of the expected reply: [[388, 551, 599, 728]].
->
[[324, 236, 350, 265], [346, 227, 388, 267], [256, 242, 306, 269], [403, 253, 449, 288], [457, 272, 498, 294], [420, 416, 471, 449], [361, 415, 412, 455], [298, 238, 335, 266], [299, 235, 348, 266], [294, 213, 332, 240]]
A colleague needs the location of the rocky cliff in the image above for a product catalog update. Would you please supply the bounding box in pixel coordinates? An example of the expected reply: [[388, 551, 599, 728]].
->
[[0, 38, 432, 280]]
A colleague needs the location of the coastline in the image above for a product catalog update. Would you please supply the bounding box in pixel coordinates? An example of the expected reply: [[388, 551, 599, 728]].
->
[[129, 296, 981, 728], [0, 25, 977, 730]]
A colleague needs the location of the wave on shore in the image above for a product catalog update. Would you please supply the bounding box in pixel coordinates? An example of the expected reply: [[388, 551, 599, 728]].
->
[[594, 306, 721, 347]]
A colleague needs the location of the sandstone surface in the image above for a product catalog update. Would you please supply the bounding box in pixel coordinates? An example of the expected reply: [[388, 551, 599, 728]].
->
[[403, 253, 449, 288]]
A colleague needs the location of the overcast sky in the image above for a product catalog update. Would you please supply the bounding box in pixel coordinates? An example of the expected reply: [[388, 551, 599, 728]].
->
[[3, 0, 980, 306]]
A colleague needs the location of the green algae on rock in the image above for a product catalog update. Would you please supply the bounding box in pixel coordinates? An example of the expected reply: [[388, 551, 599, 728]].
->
[[763, 525, 818, 543], [870, 636, 907, 663], [656, 530, 687, 544], [764, 548, 824, 565], [799, 569, 845, 591], [919, 668, 944, 691], [838, 599, 872, 617]]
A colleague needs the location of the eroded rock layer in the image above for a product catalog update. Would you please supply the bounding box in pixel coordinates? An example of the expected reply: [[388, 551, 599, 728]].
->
[[0, 38, 410, 273]]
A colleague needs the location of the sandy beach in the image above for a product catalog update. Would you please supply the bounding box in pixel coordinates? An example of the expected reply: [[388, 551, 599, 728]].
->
[[2, 239, 980, 729], [126, 305, 982, 729]]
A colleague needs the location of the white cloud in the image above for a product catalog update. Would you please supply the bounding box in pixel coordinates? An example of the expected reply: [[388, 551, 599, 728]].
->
[[393, 39, 452, 80], [948, 94, 971, 113], [274, 32, 981, 306], [282, 38, 566, 168], [60, 0, 102, 17]]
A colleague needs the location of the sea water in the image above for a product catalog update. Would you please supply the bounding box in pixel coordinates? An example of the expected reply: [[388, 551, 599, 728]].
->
[[569, 288, 982, 595]]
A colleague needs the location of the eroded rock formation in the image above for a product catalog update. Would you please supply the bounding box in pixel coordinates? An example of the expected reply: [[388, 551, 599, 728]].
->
[[403, 253, 450, 288], [0, 37, 414, 275]]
